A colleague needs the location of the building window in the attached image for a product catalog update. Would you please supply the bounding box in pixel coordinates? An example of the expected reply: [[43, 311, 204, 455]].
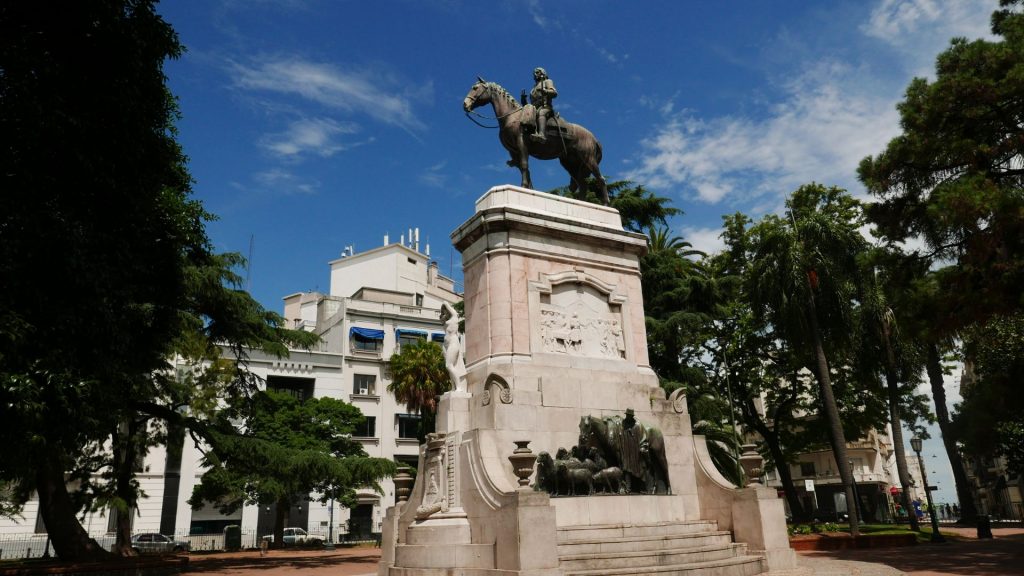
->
[[415, 294, 424, 307], [397, 414, 421, 439], [800, 462, 816, 477], [350, 327, 385, 353], [354, 416, 376, 438], [396, 329, 427, 351], [267, 376, 315, 403], [354, 374, 376, 396]]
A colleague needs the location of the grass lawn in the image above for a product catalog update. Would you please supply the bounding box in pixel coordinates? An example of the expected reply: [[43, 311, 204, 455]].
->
[[844, 523, 961, 543], [788, 522, 961, 544]]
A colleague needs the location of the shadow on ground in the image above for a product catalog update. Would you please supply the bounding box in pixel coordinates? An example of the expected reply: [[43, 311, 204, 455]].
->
[[804, 533, 1024, 575], [189, 550, 380, 574]]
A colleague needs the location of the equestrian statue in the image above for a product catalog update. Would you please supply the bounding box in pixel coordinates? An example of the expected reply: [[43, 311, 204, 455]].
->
[[463, 68, 609, 205]]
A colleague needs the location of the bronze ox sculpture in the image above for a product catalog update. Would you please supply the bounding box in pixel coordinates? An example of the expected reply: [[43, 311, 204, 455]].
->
[[533, 411, 671, 496]]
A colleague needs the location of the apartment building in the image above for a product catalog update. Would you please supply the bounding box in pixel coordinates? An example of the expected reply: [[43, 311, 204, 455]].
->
[[0, 237, 461, 545]]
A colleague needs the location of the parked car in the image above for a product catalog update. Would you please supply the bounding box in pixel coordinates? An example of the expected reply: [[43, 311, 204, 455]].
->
[[262, 527, 309, 546], [130, 533, 190, 554]]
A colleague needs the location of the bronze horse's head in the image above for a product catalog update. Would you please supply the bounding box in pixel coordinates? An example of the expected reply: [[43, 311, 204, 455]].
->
[[463, 76, 491, 112]]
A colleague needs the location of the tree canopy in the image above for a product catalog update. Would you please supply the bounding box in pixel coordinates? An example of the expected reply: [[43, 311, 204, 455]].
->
[[190, 389, 395, 547]]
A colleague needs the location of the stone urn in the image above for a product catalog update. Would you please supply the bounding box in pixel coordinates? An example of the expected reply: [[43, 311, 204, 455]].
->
[[394, 466, 415, 503], [508, 440, 537, 488], [738, 443, 764, 487]]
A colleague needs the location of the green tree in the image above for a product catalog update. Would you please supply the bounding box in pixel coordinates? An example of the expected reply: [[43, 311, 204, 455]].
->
[[746, 184, 868, 533], [388, 340, 451, 441], [858, 2, 1024, 332], [1, 2, 324, 558], [0, 0, 210, 559], [955, 313, 1024, 484], [190, 389, 395, 548], [857, 3, 1024, 517], [706, 212, 818, 519], [858, 253, 924, 530], [553, 180, 681, 233]]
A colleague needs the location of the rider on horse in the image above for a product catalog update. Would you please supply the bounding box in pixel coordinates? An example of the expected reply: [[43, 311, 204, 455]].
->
[[529, 67, 557, 143]]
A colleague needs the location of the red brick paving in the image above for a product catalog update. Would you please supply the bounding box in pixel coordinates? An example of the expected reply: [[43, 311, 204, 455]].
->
[[800, 526, 1024, 575], [184, 527, 1024, 576]]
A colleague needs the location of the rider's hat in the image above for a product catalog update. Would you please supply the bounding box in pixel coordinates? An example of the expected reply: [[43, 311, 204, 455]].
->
[[534, 67, 547, 77]]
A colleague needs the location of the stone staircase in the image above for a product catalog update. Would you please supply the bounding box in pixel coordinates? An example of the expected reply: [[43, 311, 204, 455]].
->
[[557, 520, 766, 576]]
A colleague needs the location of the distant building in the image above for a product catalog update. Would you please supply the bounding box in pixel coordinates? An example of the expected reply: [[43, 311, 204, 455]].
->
[[0, 235, 461, 546], [763, 425, 900, 522], [963, 453, 1023, 521]]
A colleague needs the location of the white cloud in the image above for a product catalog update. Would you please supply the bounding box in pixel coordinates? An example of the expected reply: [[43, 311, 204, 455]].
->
[[862, 0, 994, 76], [628, 61, 900, 206], [527, 0, 553, 30], [252, 168, 319, 195], [681, 226, 726, 257], [260, 117, 359, 158], [419, 160, 448, 188], [628, 0, 998, 211], [230, 55, 430, 133]]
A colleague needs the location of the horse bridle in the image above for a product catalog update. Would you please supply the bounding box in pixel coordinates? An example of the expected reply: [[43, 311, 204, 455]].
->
[[464, 82, 520, 129]]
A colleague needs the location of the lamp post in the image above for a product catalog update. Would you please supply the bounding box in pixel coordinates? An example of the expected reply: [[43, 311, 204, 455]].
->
[[910, 437, 945, 543]]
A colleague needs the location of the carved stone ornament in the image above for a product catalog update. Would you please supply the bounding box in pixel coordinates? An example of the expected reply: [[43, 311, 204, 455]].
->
[[394, 467, 415, 504], [415, 433, 450, 520], [668, 387, 687, 414], [531, 270, 629, 361], [481, 373, 512, 406], [508, 440, 538, 488], [738, 443, 765, 487]]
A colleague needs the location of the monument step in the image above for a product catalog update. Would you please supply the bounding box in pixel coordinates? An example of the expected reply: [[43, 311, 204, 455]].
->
[[557, 530, 735, 555], [562, 554, 766, 576], [559, 542, 747, 571], [557, 520, 719, 542], [393, 542, 495, 570]]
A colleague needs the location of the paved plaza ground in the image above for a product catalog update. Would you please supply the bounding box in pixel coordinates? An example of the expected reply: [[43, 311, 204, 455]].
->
[[184, 526, 1024, 576]]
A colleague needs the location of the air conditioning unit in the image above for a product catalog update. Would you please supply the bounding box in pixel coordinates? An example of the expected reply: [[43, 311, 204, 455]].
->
[[359, 387, 369, 395]]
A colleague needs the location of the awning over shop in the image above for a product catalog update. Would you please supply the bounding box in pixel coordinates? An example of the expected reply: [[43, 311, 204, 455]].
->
[[431, 333, 445, 342], [350, 327, 385, 340], [396, 329, 428, 339]]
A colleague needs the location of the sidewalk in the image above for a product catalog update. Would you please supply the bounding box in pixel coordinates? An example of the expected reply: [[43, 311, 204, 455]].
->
[[798, 526, 1024, 576], [184, 527, 1024, 576]]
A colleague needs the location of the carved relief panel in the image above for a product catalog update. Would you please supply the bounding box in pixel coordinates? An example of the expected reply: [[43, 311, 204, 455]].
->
[[529, 270, 631, 361]]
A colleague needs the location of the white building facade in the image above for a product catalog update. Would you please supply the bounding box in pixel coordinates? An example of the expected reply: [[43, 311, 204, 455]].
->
[[0, 239, 460, 550]]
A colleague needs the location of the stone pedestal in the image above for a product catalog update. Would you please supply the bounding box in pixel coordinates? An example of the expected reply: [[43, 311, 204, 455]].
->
[[379, 185, 796, 576]]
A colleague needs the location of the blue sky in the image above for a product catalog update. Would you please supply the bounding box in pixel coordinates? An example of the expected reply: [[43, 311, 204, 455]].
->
[[159, 0, 995, 505]]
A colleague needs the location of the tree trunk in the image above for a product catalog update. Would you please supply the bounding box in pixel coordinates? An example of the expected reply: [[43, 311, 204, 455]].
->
[[926, 343, 979, 524], [272, 498, 289, 549], [881, 319, 920, 531], [35, 450, 111, 561], [762, 423, 807, 522], [111, 420, 141, 556], [805, 292, 860, 535]]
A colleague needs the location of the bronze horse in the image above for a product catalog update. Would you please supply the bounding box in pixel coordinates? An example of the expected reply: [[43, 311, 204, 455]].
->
[[463, 78, 609, 205]]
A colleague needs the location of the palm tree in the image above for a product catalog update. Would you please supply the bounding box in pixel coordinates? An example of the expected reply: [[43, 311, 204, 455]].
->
[[687, 390, 743, 486], [860, 261, 920, 531], [387, 339, 450, 441], [747, 184, 867, 535]]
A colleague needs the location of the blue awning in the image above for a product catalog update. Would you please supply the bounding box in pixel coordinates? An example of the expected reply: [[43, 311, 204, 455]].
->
[[431, 333, 446, 343], [396, 328, 428, 339], [350, 327, 385, 340]]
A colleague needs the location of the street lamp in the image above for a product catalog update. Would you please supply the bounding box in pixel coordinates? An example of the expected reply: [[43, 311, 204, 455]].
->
[[910, 437, 945, 543]]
